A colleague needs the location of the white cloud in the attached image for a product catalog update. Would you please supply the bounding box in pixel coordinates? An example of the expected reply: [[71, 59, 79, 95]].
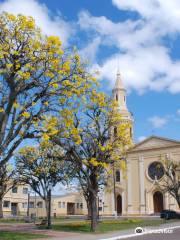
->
[[78, 2, 180, 94], [0, 0, 72, 45], [78, 11, 149, 51], [137, 136, 146, 142], [79, 37, 101, 63], [112, 0, 180, 35], [92, 46, 180, 93], [148, 116, 168, 128]]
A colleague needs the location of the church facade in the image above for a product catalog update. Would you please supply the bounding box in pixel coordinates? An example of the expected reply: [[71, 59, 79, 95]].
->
[[99, 72, 180, 216], [102, 135, 180, 216]]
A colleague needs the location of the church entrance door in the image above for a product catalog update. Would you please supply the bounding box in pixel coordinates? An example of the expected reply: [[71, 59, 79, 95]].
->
[[153, 191, 164, 213], [117, 194, 122, 215]]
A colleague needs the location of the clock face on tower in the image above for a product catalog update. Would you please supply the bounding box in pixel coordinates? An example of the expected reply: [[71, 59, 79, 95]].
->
[[148, 161, 164, 180]]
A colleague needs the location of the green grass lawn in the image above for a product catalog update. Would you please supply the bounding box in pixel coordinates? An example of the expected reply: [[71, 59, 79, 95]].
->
[[0, 219, 25, 224], [0, 231, 45, 240], [39, 218, 175, 233]]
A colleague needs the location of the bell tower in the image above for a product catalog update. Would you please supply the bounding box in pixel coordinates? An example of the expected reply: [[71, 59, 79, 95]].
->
[[112, 71, 134, 141]]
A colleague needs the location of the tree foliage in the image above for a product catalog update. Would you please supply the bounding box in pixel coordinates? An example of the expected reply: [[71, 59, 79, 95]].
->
[[0, 12, 95, 166], [49, 91, 132, 231], [16, 141, 69, 218], [0, 11, 96, 218]]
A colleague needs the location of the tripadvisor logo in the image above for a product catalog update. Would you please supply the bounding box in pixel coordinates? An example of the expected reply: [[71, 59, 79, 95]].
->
[[135, 227, 144, 234]]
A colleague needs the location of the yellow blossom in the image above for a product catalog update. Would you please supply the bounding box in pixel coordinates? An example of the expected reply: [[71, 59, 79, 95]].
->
[[51, 83, 59, 89], [21, 111, 30, 118], [42, 133, 50, 142], [13, 102, 20, 109], [32, 102, 36, 106], [44, 101, 49, 106], [0, 107, 4, 113]]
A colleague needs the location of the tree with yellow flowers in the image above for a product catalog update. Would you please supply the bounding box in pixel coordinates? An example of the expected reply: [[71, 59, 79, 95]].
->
[[0, 12, 95, 217], [16, 142, 70, 227], [50, 90, 132, 232]]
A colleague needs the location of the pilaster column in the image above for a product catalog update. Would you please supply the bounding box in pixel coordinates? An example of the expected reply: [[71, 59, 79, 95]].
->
[[164, 192, 169, 210], [111, 189, 115, 215], [146, 191, 152, 214], [127, 160, 132, 214], [139, 156, 146, 214], [122, 191, 125, 215]]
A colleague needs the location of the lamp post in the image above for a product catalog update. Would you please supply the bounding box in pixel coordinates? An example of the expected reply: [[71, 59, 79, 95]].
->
[[110, 160, 117, 218], [112, 162, 117, 218], [47, 184, 53, 229], [97, 196, 99, 220], [35, 191, 37, 221], [97, 186, 103, 221], [27, 190, 30, 219]]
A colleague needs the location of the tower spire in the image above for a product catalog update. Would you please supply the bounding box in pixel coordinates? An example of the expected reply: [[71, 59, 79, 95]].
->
[[113, 71, 127, 111], [114, 71, 124, 90], [112, 70, 134, 142]]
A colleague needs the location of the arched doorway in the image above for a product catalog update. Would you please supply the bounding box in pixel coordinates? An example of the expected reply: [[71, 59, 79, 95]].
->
[[153, 191, 164, 213], [117, 195, 122, 215]]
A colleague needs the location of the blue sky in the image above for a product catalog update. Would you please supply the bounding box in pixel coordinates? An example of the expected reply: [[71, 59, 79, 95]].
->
[[1, 0, 180, 142]]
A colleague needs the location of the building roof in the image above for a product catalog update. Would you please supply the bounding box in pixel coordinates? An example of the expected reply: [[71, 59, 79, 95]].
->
[[128, 135, 180, 153]]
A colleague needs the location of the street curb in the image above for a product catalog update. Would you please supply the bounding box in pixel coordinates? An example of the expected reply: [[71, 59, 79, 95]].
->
[[99, 225, 180, 240]]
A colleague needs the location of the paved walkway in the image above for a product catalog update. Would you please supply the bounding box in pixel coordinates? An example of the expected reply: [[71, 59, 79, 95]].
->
[[0, 221, 179, 240]]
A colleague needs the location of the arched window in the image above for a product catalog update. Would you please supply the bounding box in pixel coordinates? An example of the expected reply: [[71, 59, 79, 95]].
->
[[116, 170, 120, 182], [116, 94, 118, 101], [114, 127, 117, 137], [124, 96, 126, 102]]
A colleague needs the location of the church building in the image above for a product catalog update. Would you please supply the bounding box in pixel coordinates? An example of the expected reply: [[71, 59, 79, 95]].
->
[[101, 71, 180, 216]]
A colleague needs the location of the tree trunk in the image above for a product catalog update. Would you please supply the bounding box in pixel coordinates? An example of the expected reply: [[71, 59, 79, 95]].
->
[[87, 202, 91, 219], [85, 198, 91, 219], [89, 192, 98, 232], [0, 197, 3, 218]]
